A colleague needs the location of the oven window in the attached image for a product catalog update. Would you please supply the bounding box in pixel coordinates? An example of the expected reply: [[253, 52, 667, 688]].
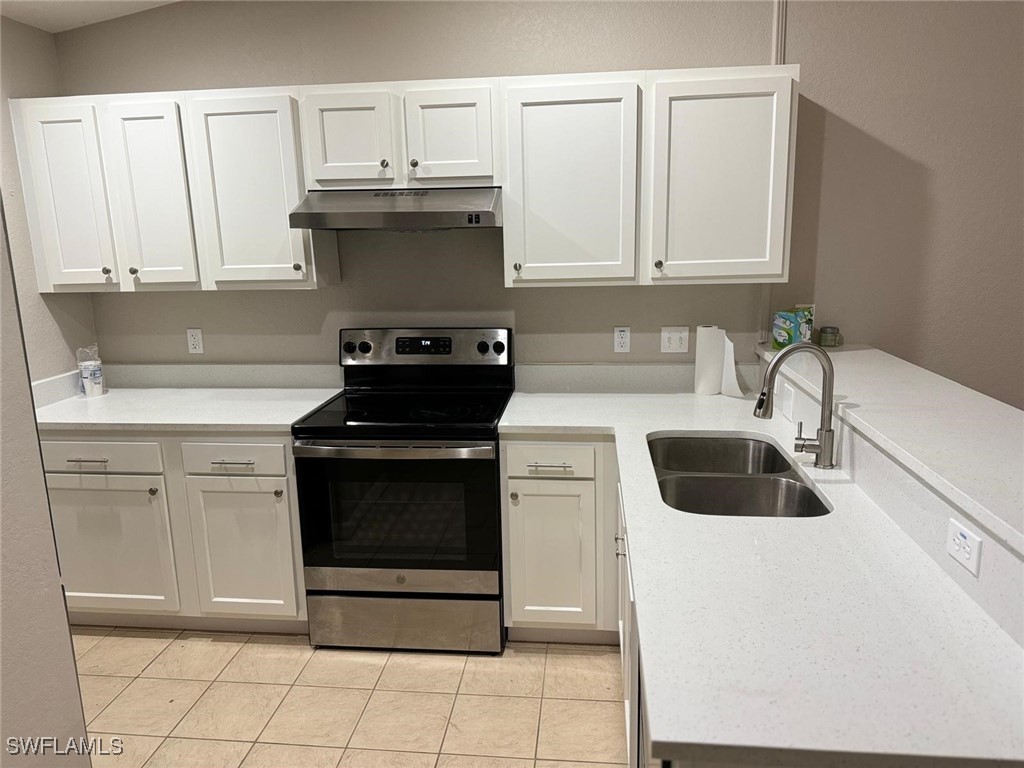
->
[[331, 480, 468, 562]]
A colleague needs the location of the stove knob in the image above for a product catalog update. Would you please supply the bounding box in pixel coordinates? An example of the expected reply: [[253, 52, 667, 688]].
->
[[358, 341, 373, 354], [342, 341, 357, 354], [492, 340, 506, 356], [477, 340, 490, 355]]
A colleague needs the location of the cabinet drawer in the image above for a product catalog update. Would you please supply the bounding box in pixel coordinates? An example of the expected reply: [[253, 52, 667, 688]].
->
[[182, 442, 287, 476], [41, 441, 162, 474], [506, 443, 595, 479]]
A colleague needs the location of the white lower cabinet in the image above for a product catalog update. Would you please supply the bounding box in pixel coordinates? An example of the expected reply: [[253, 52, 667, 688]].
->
[[508, 478, 597, 624], [43, 435, 303, 626], [185, 476, 297, 617], [48, 474, 179, 612]]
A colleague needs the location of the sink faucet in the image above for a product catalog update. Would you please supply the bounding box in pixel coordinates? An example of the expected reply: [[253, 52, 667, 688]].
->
[[753, 342, 836, 469]]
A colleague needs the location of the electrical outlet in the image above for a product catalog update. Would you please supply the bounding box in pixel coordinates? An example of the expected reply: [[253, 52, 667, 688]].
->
[[613, 327, 630, 353], [186, 328, 204, 354], [660, 326, 689, 353], [947, 518, 982, 577]]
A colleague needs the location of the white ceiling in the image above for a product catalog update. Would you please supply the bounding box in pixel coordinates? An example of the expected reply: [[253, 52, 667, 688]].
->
[[0, 0, 181, 33]]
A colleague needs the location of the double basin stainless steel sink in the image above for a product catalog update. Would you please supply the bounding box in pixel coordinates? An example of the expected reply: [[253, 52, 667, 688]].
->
[[649, 435, 830, 518]]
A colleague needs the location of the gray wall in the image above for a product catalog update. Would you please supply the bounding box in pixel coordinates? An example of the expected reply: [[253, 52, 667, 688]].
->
[[1, 18, 97, 381], [4, 2, 1022, 406], [1, 210, 89, 764]]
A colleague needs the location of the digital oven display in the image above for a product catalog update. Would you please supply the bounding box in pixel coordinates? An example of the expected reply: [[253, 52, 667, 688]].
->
[[395, 336, 453, 355]]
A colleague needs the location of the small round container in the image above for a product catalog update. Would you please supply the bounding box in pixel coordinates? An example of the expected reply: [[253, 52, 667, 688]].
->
[[819, 326, 841, 348]]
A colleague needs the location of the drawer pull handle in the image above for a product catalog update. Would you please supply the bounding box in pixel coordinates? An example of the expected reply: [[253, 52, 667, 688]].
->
[[67, 457, 109, 463], [526, 462, 573, 470], [148, 487, 159, 496], [211, 459, 256, 466]]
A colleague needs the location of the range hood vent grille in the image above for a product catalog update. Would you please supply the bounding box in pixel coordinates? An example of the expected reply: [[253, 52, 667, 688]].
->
[[289, 187, 502, 231]]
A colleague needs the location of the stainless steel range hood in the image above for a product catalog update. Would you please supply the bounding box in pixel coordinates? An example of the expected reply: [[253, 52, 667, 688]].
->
[[289, 188, 502, 231]]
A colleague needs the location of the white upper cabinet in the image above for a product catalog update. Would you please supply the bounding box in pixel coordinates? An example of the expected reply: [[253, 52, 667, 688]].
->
[[502, 77, 640, 286], [643, 69, 798, 283], [298, 80, 497, 190], [302, 91, 396, 184], [404, 86, 493, 180], [187, 90, 311, 286], [13, 101, 118, 288], [101, 97, 199, 287]]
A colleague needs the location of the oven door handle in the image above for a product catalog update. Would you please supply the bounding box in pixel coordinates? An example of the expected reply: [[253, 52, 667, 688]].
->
[[293, 441, 494, 460]]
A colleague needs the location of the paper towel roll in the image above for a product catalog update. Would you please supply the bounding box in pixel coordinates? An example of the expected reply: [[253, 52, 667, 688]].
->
[[695, 325, 725, 395], [720, 334, 745, 398]]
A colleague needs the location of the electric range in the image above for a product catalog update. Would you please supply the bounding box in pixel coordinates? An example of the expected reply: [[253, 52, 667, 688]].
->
[[291, 328, 513, 653]]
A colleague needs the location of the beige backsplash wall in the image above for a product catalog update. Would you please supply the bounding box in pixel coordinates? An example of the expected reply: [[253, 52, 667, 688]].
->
[[1, 18, 97, 381], [5, 2, 1022, 404]]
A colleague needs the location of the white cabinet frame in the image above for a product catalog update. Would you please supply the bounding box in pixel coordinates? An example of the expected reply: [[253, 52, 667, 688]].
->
[[301, 91, 397, 184], [404, 86, 493, 179]]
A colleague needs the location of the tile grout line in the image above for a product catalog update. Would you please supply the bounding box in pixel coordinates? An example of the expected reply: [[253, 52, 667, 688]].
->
[[533, 644, 551, 762], [249, 637, 319, 748], [140, 628, 250, 681], [340, 649, 392, 756], [434, 653, 469, 764]]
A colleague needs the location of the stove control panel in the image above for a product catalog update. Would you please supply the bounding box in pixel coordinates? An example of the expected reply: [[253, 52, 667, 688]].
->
[[341, 328, 511, 366]]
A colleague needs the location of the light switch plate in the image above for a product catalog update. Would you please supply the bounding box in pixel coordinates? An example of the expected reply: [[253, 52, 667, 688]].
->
[[947, 518, 982, 576], [660, 326, 689, 353]]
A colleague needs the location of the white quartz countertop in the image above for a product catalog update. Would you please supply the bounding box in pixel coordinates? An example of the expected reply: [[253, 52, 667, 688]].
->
[[755, 344, 1024, 554], [34, 388, 339, 432], [500, 393, 1024, 766]]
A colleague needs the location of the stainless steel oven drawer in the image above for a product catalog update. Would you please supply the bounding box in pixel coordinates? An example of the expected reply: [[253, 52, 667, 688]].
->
[[307, 594, 502, 653], [304, 567, 499, 595]]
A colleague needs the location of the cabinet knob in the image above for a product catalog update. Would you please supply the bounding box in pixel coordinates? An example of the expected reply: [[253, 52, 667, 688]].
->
[[614, 534, 625, 543], [128, 266, 139, 276], [292, 263, 303, 272], [409, 158, 419, 168], [274, 489, 284, 499], [380, 158, 389, 168], [148, 487, 158, 496], [513, 263, 522, 273], [654, 260, 664, 270], [509, 491, 519, 501], [101, 266, 112, 275]]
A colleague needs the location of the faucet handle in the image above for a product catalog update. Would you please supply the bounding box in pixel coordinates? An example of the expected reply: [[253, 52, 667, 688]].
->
[[796, 421, 804, 439]]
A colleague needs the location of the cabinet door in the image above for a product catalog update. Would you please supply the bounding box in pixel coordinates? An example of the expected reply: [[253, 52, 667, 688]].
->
[[185, 476, 297, 617], [508, 478, 597, 624], [102, 99, 198, 286], [301, 91, 396, 184], [188, 94, 309, 283], [47, 474, 179, 612], [504, 82, 638, 284], [649, 75, 795, 281], [17, 102, 118, 286], [404, 87, 492, 179]]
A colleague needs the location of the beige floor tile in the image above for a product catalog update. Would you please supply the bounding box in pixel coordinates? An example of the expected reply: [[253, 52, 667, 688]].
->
[[441, 694, 540, 759], [341, 749, 437, 768], [89, 677, 208, 736], [241, 743, 343, 768], [543, 646, 622, 701], [88, 733, 162, 768], [78, 675, 132, 723], [536, 699, 626, 764], [76, 629, 180, 677], [171, 681, 289, 741], [296, 648, 389, 689], [258, 685, 369, 748], [534, 762, 626, 768], [348, 690, 454, 753], [143, 737, 252, 768], [460, 644, 546, 697], [436, 754, 533, 767], [72, 626, 114, 659], [142, 632, 248, 681], [376, 651, 466, 693], [218, 634, 314, 684]]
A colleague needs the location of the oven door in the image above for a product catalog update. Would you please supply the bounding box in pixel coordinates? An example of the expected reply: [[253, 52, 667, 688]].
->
[[293, 440, 500, 596]]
